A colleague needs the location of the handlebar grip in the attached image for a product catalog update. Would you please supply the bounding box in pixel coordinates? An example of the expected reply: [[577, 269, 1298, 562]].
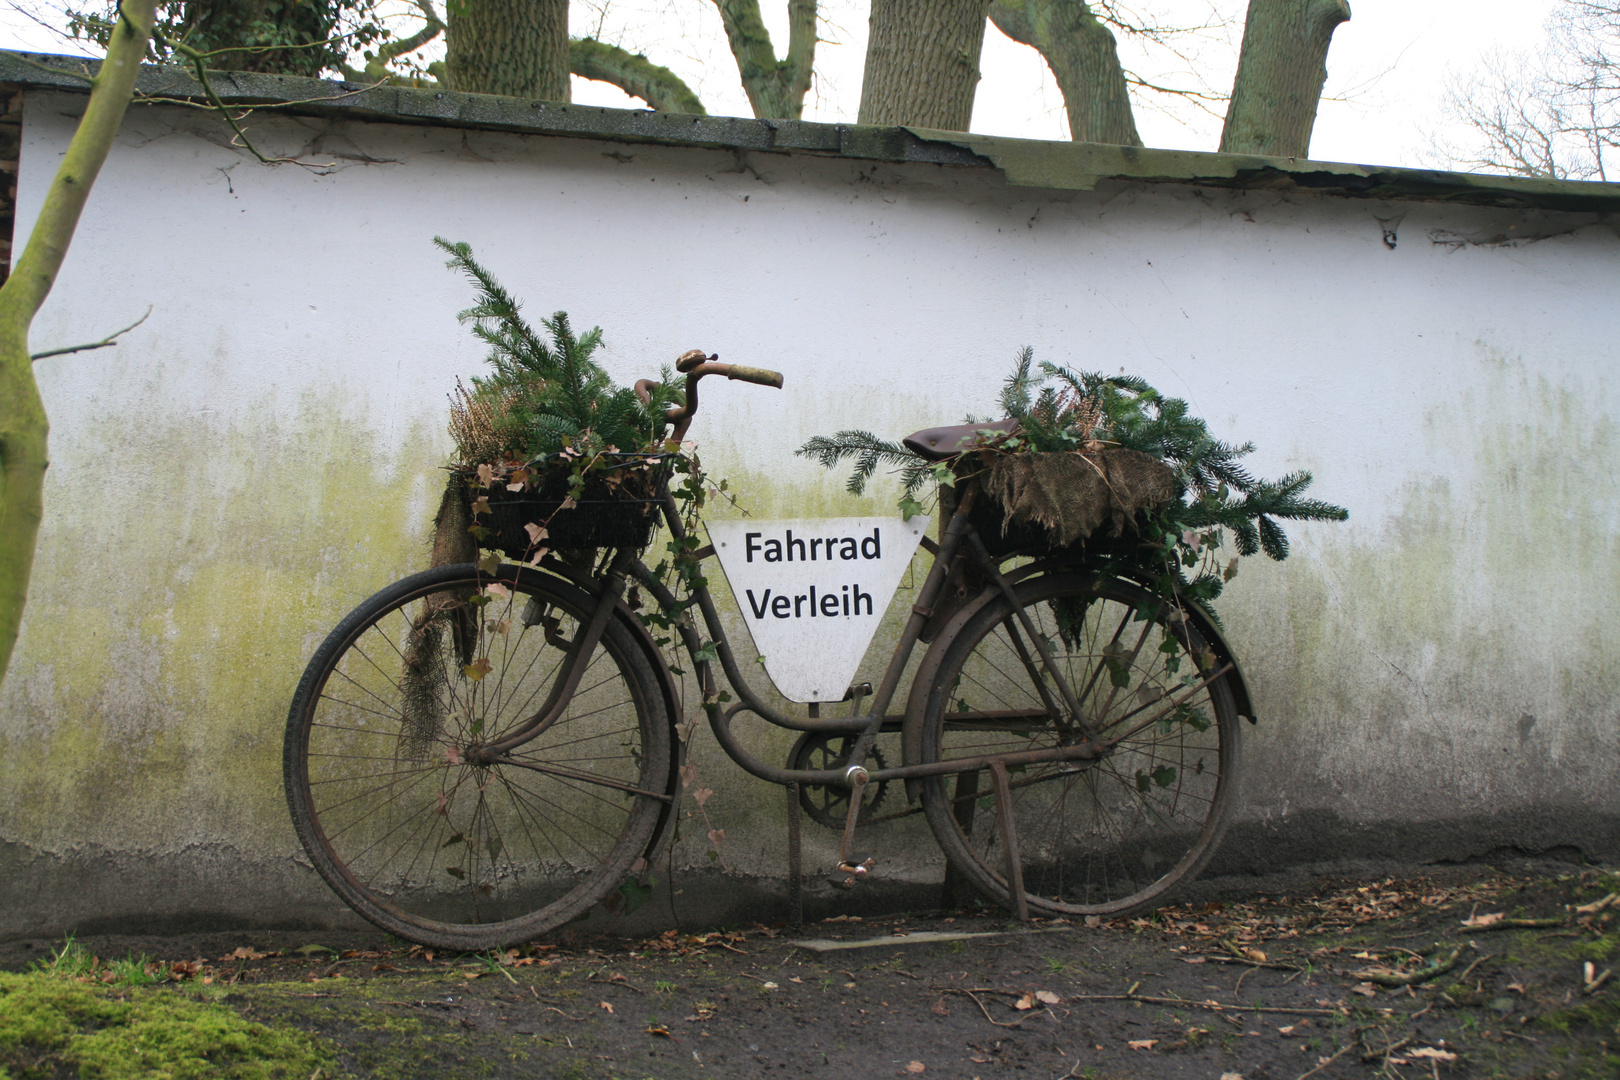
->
[[723, 364, 784, 389]]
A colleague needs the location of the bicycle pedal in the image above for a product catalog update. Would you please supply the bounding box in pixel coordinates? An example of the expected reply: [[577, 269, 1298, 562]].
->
[[829, 856, 875, 888]]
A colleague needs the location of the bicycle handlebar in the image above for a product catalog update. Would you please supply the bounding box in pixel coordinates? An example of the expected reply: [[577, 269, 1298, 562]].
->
[[636, 350, 784, 441], [717, 364, 785, 389]]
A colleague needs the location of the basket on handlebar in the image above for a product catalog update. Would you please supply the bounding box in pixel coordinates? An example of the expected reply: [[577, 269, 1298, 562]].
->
[[453, 454, 671, 560]]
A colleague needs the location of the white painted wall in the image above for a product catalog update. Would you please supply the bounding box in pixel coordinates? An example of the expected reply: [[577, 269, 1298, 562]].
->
[[4, 89, 1618, 933]]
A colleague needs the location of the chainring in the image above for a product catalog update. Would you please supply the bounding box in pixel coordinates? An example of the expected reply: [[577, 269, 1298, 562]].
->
[[787, 732, 889, 828]]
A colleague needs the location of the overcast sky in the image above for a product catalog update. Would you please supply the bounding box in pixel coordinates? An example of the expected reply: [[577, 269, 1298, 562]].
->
[[0, 1, 1565, 170]]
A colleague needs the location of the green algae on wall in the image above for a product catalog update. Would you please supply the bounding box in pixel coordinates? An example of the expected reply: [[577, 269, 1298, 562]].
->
[[1218, 343, 1620, 826], [0, 395, 447, 857]]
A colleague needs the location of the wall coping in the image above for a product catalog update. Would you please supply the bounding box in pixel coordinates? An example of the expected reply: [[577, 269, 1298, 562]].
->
[[5, 48, 1620, 213]]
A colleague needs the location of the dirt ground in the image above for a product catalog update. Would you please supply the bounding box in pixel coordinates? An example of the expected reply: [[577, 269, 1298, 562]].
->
[[2, 859, 1616, 1080]]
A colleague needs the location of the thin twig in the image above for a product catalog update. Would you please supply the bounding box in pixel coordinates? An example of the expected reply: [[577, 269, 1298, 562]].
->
[[1296, 1040, 1358, 1080], [936, 987, 1026, 1028], [1361, 1033, 1414, 1063], [935, 987, 1340, 1017], [1455, 953, 1491, 983], [30, 306, 150, 360], [1356, 947, 1463, 987]]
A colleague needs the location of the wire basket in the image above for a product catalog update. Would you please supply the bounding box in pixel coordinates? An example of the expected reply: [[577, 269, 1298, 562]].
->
[[456, 458, 666, 559]]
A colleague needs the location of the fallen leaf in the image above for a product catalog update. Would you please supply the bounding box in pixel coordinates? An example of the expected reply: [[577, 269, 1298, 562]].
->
[[1220, 1074, 1245, 1080], [1243, 947, 1267, 962], [905, 1063, 926, 1074], [1034, 991, 1061, 1005], [1410, 1048, 1458, 1062], [1352, 951, 1378, 960], [1127, 1039, 1158, 1050], [646, 1025, 673, 1038], [762, 982, 778, 990], [1014, 994, 1035, 1010], [599, 1002, 614, 1014], [931, 999, 950, 1016], [1278, 1025, 1296, 1036], [1351, 983, 1379, 997], [789, 976, 803, 983]]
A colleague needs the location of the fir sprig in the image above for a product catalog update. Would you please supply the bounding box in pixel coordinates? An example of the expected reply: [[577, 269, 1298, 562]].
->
[[435, 238, 683, 464], [800, 348, 1348, 621], [796, 430, 933, 498]]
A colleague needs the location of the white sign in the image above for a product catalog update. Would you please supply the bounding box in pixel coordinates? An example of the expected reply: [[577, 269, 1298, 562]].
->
[[706, 517, 930, 702]]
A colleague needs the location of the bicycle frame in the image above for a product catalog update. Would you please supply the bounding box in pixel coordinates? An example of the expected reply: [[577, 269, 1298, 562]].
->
[[492, 475, 1237, 803]]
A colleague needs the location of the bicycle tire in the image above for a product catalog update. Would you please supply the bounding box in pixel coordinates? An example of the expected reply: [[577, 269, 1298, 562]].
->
[[285, 563, 671, 950], [919, 573, 1240, 917]]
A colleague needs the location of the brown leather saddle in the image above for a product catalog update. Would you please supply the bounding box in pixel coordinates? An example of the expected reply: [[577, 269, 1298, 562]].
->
[[901, 418, 1017, 461]]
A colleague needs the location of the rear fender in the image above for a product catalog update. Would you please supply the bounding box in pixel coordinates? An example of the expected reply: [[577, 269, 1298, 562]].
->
[[898, 568, 1257, 803]]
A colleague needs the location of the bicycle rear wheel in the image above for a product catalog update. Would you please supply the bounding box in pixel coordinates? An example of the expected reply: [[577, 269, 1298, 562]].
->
[[919, 573, 1239, 917], [285, 564, 671, 950]]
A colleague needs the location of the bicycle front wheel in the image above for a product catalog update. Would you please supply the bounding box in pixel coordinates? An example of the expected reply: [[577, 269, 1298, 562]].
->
[[285, 564, 671, 950], [919, 574, 1239, 918]]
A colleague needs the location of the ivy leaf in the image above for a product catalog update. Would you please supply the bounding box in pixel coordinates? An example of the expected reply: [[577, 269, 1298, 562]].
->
[[463, 658, 492, 681], [898, 495, 924, 521], [618, 877, 654, 916]]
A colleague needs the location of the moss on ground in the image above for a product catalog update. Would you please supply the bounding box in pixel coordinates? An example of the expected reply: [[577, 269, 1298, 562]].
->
[[0, 971, 332, 1079]]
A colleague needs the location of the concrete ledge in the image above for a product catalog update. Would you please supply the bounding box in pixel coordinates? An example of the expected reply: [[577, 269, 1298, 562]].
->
[[6, 804, 1614, 941], [3, 50, 1620, 211]]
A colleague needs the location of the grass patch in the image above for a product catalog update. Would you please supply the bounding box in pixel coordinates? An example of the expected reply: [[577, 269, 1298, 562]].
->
[[0, 970, 333, 1079], [1535, 996, 1620, 1036]]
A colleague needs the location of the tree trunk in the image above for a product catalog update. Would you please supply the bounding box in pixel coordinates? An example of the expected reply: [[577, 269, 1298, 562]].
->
[[571, 39, 707, 114], [989, 0, 1140, 145], [0, 0, 158, 683], [1219, 0, 1350, 157], [712, 0, 817, 120], [176, 0, 339, 77], [858, 0, 993, 129], [445, 0, 571, 101]]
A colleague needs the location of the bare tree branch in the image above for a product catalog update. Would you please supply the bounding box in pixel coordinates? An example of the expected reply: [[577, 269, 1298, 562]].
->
[[30, 305, 151, 360]]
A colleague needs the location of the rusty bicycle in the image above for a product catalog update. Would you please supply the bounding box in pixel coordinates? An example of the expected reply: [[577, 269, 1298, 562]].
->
[[284, 353, 1251, 949]]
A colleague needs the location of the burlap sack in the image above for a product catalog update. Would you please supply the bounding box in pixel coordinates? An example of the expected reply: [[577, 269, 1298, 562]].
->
[[982, 449, 1178, 549]]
